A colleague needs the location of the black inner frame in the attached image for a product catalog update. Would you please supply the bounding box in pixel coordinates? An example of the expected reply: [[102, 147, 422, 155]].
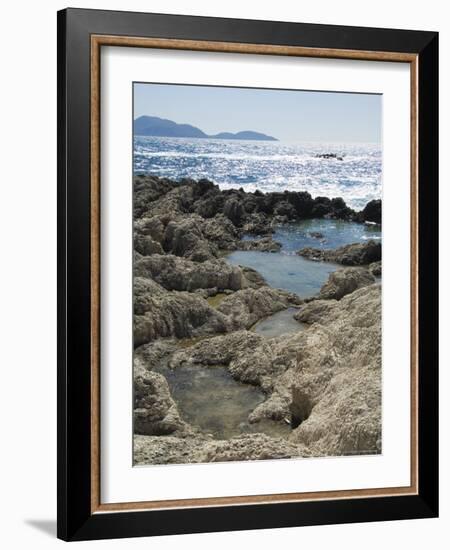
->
[[57, 8, 438, 541]]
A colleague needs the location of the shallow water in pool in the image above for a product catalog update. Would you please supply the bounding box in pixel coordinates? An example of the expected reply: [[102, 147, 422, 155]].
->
[[154, 364, 291, 440]]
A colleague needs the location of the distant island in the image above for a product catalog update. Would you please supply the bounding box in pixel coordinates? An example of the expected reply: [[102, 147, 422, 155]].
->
[[134, 116, 278, 141]]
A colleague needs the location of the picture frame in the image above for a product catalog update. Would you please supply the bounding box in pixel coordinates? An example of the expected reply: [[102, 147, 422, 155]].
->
[[57, 7, 439, 541]]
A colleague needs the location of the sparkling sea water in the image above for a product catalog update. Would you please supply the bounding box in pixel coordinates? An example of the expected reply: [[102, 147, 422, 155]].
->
[[134, 136, 381, 210]]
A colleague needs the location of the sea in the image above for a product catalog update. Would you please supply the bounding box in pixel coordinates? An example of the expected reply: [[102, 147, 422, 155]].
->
[[134, 136, 382, 211], [134, 135, 382, 297]]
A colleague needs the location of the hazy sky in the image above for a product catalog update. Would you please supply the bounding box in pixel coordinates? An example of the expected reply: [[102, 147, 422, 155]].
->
[[134, 83, 381, 143]]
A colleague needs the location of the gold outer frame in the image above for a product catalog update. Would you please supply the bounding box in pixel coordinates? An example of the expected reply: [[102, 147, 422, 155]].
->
[[90, 35, 419, 514]]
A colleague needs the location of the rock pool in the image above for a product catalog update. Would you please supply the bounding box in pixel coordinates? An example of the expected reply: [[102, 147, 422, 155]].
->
[[230, 220, 381, 297], [154, 364, 290, 439], [252, 307, 305, 338]]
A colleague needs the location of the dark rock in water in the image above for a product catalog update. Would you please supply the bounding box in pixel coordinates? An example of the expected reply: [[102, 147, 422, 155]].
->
[[238, 236, 282, 252], [315, 153, 344, 161], [133, 175, 377, 229], [297, 239, 381, 266], [318, 267, 375, 300], [309, 231, 325, 240], [360, 199, 382, 224]]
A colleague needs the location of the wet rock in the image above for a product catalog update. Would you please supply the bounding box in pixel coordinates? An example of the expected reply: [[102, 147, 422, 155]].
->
[[297, 239, 381, 265], [239, 266, 267, 288], [309, 231, 325, 239], [237, 236, 282, 252], [360, 199, 382, 224], [318, 267, 375, 300]]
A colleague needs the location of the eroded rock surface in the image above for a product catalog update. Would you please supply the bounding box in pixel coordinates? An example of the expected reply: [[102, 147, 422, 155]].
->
[[297, 239, 381, 266]]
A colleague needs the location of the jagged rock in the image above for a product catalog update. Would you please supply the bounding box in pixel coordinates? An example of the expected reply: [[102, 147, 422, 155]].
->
[[237, 236, 282, 252], [135, 339, 178, 370], [360, 199, 382, 224], [273, 200, 297, 219], [134, 365, 190, 436], [287, 285, 382, 455], [223, 197, 246, 226], [133, 175, 377, 231], [134, 277, 230, 346], [240, 266, 267, 288], [163, 215, 219, 261], [297, 239, 381, 265], [134, 234, 164, 255], [369, 261, 382, 277], [169, 330, 264, 370], [134, 254, 244, 292], [133, 433, 307, 465], [201, 214, 241, 249], [217, 287, 302, 330], [242, 213, 274, 235], [294, 300, 338, 324], [318, 267, 375, 300], [134, 215, 165, 243]]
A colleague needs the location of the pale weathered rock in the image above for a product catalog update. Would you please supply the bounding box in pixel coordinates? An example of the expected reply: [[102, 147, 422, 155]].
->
[[134, 278, 230, 346], [297, 240, 381, 266], [369, 260, 382, 277], [318, 267, 375, 300], [134, 254, 244, 292], [133, 433, 308, 465], [217, 287, 302, 330], [134, 365, 191, 436]]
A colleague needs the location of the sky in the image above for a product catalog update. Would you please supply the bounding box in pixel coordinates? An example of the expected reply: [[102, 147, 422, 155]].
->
[[134, 82, 381, 143]]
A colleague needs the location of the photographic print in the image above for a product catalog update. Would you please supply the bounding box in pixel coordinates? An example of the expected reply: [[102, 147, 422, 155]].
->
[[132, 83, 382, 466]]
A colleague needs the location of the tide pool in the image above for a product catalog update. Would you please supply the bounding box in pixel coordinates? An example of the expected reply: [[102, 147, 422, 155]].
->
[[228, 250, 337, 297], [231, 220, 380, 297]]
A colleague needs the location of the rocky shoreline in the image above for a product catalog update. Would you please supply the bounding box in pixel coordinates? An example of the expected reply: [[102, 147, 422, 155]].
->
[[133, 175, 382, 464]]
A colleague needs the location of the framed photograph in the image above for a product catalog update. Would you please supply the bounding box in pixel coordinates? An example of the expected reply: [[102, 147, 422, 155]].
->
[[57, 8, 438, 541]]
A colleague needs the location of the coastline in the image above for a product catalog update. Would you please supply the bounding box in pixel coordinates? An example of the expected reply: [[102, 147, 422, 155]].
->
[[133, 175, 382, 464]]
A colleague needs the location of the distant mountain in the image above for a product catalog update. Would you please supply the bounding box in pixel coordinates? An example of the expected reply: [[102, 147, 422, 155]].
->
[[134, 116, 278, 141]]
